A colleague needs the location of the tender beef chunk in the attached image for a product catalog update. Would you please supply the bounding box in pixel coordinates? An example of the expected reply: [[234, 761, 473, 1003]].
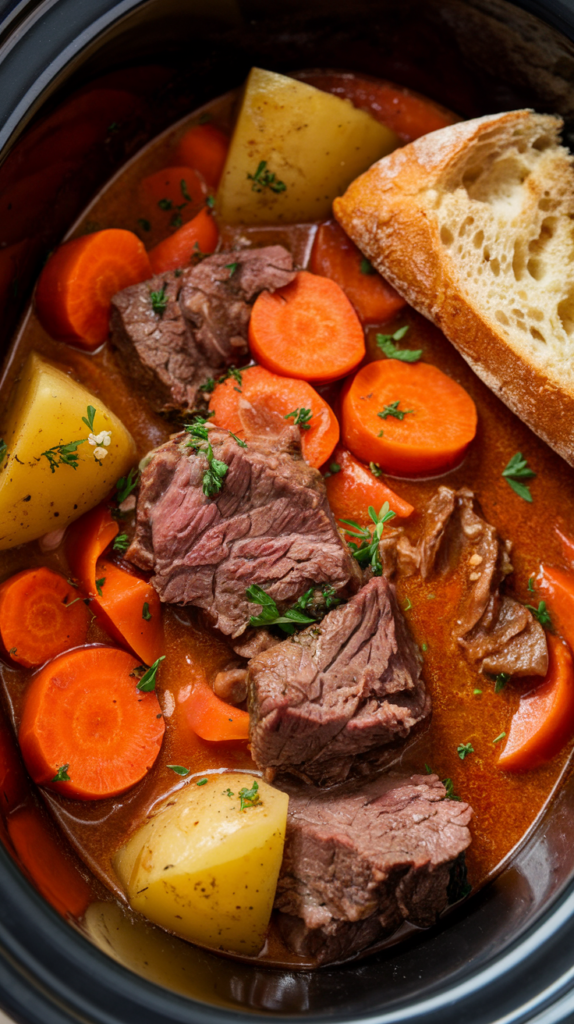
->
[[127, 425, 357, 638], [110, 271, 208, 415], [274, 772, 472, 964], [110, 246, 295, 416], [248, 576, 429, 785], [212, 665, 248, 704], [380, 486, 548, 677], [179, 246, 295, 366]]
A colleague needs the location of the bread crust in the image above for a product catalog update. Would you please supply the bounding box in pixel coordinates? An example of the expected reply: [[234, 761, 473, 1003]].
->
[[333, 110, 574, 466]]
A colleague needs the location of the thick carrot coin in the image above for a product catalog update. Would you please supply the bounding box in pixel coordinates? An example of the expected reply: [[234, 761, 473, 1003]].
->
[[180, 678, 249, 742], [248, 270, 365, 383], [209, 364, 339, 468], [0, 567, 88, 668], [148, 206, 218, 274], [310, 220, 406, 324], [19, 646, 165, 800], [325, 446, 413, 526], [175, 124, 229, 188], [35, 229, 152, 350], [342, 360, 477, 476], [498, 636, 574, 772], [138, 165, 207, 241]]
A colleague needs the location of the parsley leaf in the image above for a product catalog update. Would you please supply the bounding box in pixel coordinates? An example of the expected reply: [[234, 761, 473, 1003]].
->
[[199, 378, 216, 393], [158, 197, 172, 210], [206, 195, 215, 209], [222, 788, 234, 797], [527, 575, 535, 593], [494, 672, 509, 693], [170, 212, 183, 229], [136, 655, 166, 692], [217, 366, 243, 392], [52, 764, 71, 782], [376, 326, 422, 363], [322, 584, 341, 611], [369, 461, 382, 477], [247, 161, 286, 194], [284, 407, 312, 430], [196, 778, 208, 786], [226, 262, 239, 276], [113, 533, 129, 553], [202, 443, 228, 497], [493, 732, 506, 744], [142, 602, 152, 621], [137, 217, 151, 232], [340, 501, 397, 576], [0, 439, 7, 466], [168, 764, 190, 776], [41, 439, 86, 473], [230, 432, 248, 448], [246, 584, 316, 634], [525, 600, 553, 629], [424, 764, 461, 800], [502, 452, 536, 502], [116, 467, 140, 503], [82, 405, 97, 432], [95, 577, 105, 597], [180, 178, 192, 202], [323, 462, 341, 479], [457, 742, 474, 760], [239, 780, 261, 810], [378, 400, 414, 422], [360, 257, 375, 275], [150, 282, 168, 315]]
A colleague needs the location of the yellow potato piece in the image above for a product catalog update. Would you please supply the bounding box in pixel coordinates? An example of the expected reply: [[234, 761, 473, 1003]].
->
[[114, 773, 289, 956], [0, 351, 136, 550], [217, 67, 399, 225]]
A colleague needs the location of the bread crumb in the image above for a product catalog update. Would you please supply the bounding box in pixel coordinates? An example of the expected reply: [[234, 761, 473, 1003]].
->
[[469, 571, 481, 581], [469, 553, 483, 566]]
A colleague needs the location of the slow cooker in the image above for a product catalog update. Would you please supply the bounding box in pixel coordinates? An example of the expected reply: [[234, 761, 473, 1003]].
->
[[2, 0, 574, 1020]]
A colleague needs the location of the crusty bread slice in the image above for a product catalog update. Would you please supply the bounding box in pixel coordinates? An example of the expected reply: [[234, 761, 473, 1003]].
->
[[333, 109, 574, 466]]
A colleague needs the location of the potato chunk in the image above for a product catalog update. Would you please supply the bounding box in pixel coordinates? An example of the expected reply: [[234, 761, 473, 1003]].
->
[[0, 352, 136, 550], [217, 67, 399, 224], [114, 773, 288, 956]]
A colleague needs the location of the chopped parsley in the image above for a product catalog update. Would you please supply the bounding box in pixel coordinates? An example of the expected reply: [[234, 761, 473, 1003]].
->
[[239, 780, 261, 810], [376, 326, 422, 363], [135, 655, 166, 692], [199, 378, 216, 393], [247, 160, 286, 194], [180, 178, 192, 202], [142, 602, 152, 621], [218, 366, 243, 392], [52, 764, 71, 782], [404, 597, 412, 611], [202, 444, 228, 497], [340, 501, 396, 576], [196, 778, 208, 786], [457, 742, 474, 760], [493, 731, 506, 744], [82, 405, 97, 432], [170, 212, 183, 229], [369, 461, 382, 477], [230, 432, 248, 449], [158, 197, 172, 210], [359, 257, 375, 275], [168, 765, 190, 776], [501, 452, 536, 502], [137, 218, 151, 232], [150, 282, 168, 315], [527, 575, 535, 592], [222, 788, 234, 797], [225, 262, 239, 276], [378, 400, 414, 422], [473, 688, 483, 695], [424, 764, 461, 801], [113, 533, 129, 553], [494, 672, 509, 693], [41, 439, 85, 472], [0, 439, 7, 466], [322, 584, 341, 611], [323, 462, 341, 479], [246, 584, 315, 635], [116, 467, 141, 503], [206, 195, 215, 209], [95, 578, 105, 597], [284, 407, 312, 430], [525, 600, 553, 629]]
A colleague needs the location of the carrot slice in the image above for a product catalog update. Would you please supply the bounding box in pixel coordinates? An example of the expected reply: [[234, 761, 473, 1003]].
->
[[539, 564, 574, 643], [35, 229, 152, 350], [180, 677, 249, 742], [175, 124, 229, 189], [67, 504, 164, 664], [249, 271, 365, 384], [325, 445, 413, 526], [341, 359, 477, 476], [148, 207, 219, 274], [8, 806, 91, 917], [209, 364, 339, 468], [497, 636, 574, 772], [138, 165, 207, 239], [310, 220, 406, 325], [554, 524, 574, 568], [0, 567, 88, 668], [19, 646, 165, 800]]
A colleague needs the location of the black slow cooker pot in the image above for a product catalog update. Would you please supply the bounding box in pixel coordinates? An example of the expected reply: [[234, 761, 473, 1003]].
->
[[2, 0, 574, 1020]]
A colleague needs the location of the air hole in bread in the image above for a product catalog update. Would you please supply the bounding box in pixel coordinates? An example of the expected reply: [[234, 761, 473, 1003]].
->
[[440, 225, 454, 245], [558, 290, 574, 335], [528, 308, 544, 322], [527, 257, 546, 281], [512, 308, 525, 319], [529, 217, 556, 254], [495, 311, 509, 326], [490, 258, 500, 276], [538, 197, 554, 211], [483, 247, 491, 262], [530, 327, 546, 343], [473, 230, 484, 248], [533, 134, 552, 151], [512, 240, 526, 281]]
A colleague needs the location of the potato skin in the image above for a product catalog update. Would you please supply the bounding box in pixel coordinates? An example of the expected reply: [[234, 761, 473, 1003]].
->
[[114, 772, 289, 956], [0, 352, 136, 550], [217, 67, 399, 225]]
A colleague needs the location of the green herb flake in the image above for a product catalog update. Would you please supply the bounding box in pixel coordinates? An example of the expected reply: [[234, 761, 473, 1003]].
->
[[199, 378, 216, 393], [52, 764, 71, 782], [246, 584, 315, 635], [150, 282, 168, 316], [113, 533, 129, 553], [369, 461, 383, 477], [421, 642, 428, 651], [494, 672, 509, 693], [222, 788, 234, 797], [404, 597, 412, 611], [226, 262, 239, 276], [196, 778, 208, 786], [247, 160, 286, 194], [170, 212, 183, 229], [527, 576, 535, 593], [41, 439, 86, 473], [82, 405, 97, 432], [284, 407, 312, 430], [525, 600, 553, 629], [180, 178, 192, 202], [202, 444, 228, 497], [168, 765, 190, 776], [376, 326, 422, 363], [142, 602, 152, 621], [322, 584, 341, 611], [158, 197, 172, 210], [239, 780, 261, 810], [360, 257, 375, 275], [206, 195, 215, 209], [8, 648, 17, 654], [116, 467, 141, 504], [95, 578, 106, 597], [138, 218, 151, 232], [230, 432, 248, 448], [443, 777, 461, 801], [0, 440, 7, 466], [457, 742, 474, 760], [340, 501, 397, 576], [473, 689, 483, 695], [136, 655, 166, 692], [493, 732, 506, 744], [501, 452, 536, 502], [378, 400, 414, 422], [217, 366, 244, 392], [329, 462, 341, 474]]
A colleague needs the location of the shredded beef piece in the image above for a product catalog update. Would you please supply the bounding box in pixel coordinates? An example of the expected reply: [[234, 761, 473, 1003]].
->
[[274, 772, 472, 964], [127, 425, 357, 638], [248, 576, 429, 785], [212, 665, 248, 704]]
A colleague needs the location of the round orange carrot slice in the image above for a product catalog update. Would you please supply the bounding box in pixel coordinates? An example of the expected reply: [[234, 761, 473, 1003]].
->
[[19, 646, 165, 800], [0, 567, 88, 668], [248, 270, 365, 383], [342, 359, 477, 476]]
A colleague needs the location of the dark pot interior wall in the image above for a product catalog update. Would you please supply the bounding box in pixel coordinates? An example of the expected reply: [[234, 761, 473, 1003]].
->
[[2, 1, 574, 1021]]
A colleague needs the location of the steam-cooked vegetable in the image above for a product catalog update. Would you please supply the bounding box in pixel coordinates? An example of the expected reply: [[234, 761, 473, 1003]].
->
[[0, 352, 136, 550], [114, 772, 289, 955], [217, 67, 399, 224]]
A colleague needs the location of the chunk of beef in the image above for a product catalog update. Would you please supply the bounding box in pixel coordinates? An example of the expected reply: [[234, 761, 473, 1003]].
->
[[275, 772, 472, 964], [212, 665, 248, 705], [110, 246, 295, 416], [248, 576, 429, 785], [380, 486, 548, 677], [110, 271, 208, 415], [179, 246, 296, 366], [127, 425, 357, 638]]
